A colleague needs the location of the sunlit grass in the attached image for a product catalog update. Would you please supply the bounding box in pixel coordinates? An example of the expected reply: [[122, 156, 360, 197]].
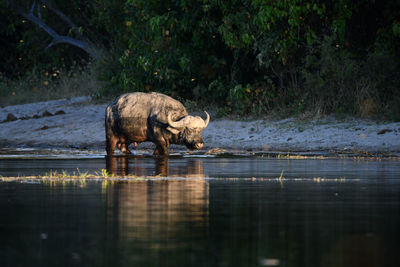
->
[[0, 171, 351, 184], [206, 149, 400, 160], [278, 169, 284, 180]]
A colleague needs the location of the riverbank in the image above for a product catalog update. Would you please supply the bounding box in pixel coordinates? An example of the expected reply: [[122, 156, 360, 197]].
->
[[1, 96, 400, 156]]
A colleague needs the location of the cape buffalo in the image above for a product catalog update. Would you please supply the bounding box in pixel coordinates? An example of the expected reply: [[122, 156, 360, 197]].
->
[[105, 92, 210, 156]]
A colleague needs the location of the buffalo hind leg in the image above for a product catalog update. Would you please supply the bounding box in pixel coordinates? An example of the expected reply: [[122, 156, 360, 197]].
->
[[118, 136, 131, 154], [106, 134, 118, 156]]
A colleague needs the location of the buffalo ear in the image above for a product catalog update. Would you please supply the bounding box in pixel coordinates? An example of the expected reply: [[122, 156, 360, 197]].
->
[[166, 126, 181, 135]]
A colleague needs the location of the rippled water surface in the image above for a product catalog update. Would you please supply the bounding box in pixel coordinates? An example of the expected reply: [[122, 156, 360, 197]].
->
[[0, 152, 399, 267]]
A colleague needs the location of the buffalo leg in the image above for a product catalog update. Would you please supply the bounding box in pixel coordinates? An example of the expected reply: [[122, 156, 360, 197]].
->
[[153, 138, 169, 156], [133, 141, 140, 147], [154, 144, 168, 156], [106, 134, 118, 156], [118, 136, 131, 154]]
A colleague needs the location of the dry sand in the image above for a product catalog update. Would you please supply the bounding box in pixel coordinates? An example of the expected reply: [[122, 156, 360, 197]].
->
[[1, 96, 400, 155]]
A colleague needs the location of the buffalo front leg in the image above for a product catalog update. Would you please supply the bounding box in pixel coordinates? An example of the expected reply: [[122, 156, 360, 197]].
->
[[153, 145, 168, 156], [153, 138, 169, 156]]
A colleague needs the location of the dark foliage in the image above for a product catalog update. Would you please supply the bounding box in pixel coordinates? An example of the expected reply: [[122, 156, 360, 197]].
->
[[2, 0, 400, 119]]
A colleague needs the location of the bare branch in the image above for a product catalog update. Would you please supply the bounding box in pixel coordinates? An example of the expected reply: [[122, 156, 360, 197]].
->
[[37, 2, 41, 19], [39, 0, 83, 39], [7, 0, 99, 60], [30, 0, 36, 14], [8, 0, 64, 42]]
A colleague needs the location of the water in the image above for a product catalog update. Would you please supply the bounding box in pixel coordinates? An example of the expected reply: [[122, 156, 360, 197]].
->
[[0, 154, 399, 267]]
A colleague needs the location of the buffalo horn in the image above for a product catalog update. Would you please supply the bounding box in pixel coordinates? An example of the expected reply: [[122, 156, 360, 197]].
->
[[167, 113, 186, 128], [204, 111, 210, 127]]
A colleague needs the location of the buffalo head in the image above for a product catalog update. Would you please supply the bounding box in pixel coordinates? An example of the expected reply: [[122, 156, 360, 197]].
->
[[167, 111, 210, 150]]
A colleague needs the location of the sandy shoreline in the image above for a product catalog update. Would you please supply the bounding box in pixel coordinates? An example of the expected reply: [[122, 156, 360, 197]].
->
[[1, 96, 400, 156]]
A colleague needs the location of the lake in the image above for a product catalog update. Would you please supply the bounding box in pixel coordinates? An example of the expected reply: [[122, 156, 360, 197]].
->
[[0, 152, 399, 267]]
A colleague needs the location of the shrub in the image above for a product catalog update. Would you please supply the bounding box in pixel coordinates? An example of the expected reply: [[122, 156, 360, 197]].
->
[[0, 61, 101, 106], [302, 35, 400, 118]]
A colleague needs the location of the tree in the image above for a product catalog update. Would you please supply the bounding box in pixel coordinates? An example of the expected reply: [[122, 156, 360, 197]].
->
[[7, 0, 99, 60]]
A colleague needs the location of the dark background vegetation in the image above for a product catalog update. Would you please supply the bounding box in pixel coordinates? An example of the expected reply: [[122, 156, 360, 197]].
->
[[1, 0, 399, 119]]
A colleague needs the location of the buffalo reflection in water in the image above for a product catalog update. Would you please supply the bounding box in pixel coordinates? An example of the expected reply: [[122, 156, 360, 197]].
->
[[104, 156, 209, 246], [105, 156, 205, 177]]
